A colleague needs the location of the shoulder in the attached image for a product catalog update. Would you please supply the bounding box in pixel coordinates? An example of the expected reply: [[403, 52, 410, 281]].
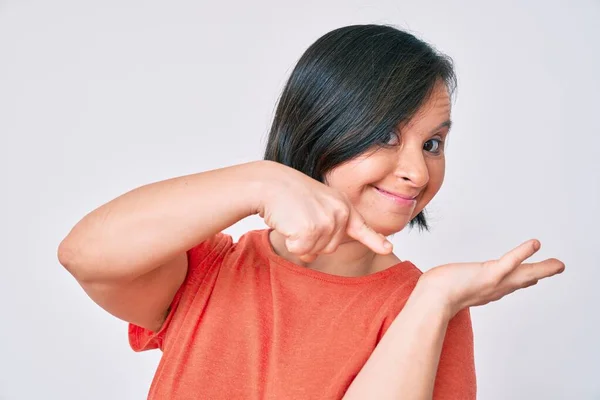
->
[[187, 228, 269, 260], [219, 228, 272, 260], [385, 260, 424, 296], [186, 229, 272, 272], [188, 231, 233, 259]]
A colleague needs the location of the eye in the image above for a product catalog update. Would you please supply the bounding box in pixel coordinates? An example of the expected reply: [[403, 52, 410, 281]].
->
[[424, 138, 444, 154], [384, 131, 400, 146]]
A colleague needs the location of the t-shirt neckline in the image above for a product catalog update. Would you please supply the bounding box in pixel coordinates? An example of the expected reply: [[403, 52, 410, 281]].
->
[[259, 228, 414, 284]]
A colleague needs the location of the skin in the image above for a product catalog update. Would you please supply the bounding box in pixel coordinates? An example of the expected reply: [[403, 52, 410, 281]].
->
[[59, 76, 564, 400], [269, 80, 451, 277]]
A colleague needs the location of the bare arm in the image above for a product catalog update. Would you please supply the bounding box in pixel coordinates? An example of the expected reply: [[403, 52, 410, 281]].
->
[[342, 278, 451, 400], [343, 239, 564, 399], [57, 160, 275, 331], [57, 157, 391, 333]]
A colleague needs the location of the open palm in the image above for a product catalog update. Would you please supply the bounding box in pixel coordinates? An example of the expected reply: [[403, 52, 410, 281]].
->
[[421, 239, 565, 318]]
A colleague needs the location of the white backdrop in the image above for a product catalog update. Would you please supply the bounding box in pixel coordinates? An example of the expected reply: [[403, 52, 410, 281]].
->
[[1, 1, 598, 399]]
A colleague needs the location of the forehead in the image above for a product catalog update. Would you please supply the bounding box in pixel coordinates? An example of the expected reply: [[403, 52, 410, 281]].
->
[[399, 83, 451, 133]]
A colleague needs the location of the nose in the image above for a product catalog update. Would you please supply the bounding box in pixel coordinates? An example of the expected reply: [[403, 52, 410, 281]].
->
[[394, 146, 429, 188]]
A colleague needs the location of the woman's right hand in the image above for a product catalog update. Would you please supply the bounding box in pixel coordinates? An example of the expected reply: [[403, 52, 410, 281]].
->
[[419, 239, 566, 318], [255, 161, 392, 263]]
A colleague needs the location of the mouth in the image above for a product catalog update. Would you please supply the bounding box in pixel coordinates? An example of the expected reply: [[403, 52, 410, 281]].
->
[[373, 186, 418, 205]]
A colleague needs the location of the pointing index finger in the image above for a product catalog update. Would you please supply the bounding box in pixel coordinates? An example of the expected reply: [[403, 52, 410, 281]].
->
[[346, 207, 393, 254]]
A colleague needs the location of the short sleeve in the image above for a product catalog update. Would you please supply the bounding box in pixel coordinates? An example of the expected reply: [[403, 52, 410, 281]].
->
[[128, 232, 233, 352], [432, 307, 477, 400]]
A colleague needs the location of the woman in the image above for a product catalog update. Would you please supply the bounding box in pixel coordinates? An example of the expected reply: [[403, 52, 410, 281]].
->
[[57, 24, 565, 399]]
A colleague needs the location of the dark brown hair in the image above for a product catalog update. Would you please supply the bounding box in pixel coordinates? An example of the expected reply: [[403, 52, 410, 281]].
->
[[264, 24, 457, 231]]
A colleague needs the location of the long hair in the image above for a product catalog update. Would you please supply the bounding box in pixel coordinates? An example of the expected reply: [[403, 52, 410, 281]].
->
[[264, 24, 457, 231]]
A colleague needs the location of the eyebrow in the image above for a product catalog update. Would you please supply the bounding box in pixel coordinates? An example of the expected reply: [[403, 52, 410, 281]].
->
[[433, 120, 452, 134], [396, 119, 453, 136]]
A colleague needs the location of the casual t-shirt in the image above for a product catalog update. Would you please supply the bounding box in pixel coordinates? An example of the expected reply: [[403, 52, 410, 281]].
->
[[129, 228, 476, 399]]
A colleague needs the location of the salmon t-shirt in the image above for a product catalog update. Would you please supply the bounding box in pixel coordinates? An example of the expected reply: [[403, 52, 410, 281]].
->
[[129, 229, 476, 399]]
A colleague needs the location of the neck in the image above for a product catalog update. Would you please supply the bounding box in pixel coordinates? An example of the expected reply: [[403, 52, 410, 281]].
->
[[268, 230, 401, 277]]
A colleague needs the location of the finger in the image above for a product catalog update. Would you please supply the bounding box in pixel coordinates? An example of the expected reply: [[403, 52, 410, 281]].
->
[[320, 211, 350, 254], [285, 232, 319, 255], [305, 223, 338, 255], [509, 258, 566, 286], [496, 239, 541, 277], [320, 225, 346, 254], [289, 216, 337, 257], [522, 279, 538, 288], [286, 221, 335, 257], [346, 207, 392, 254], [299, 253, 318, 263]]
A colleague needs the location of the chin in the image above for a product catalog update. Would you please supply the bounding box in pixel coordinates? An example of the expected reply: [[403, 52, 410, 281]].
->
[[370, 220, 410, 237]]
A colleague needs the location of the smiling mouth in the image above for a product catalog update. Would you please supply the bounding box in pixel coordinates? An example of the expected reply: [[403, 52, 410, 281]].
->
[[374, 186, 417, 200], [373, 186, 418, 205]]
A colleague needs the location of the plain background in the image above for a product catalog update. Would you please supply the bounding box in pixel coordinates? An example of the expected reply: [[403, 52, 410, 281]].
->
[[1, 0, 598, 399]]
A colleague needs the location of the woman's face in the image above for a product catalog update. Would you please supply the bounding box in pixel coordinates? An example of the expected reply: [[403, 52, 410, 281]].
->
[[325, 81, 452, 236]]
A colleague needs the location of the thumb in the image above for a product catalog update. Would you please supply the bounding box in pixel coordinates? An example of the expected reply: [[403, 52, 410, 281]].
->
[[346, 206, 393, 254]]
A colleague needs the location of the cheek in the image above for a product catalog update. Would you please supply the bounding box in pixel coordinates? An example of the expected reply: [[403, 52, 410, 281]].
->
[[326, 157, 390, 194], [433, 160, 446, 190], [324, 167, 360, 200], [429, 161, 445, 189], [329, 174, 370, 202], [419, 160, 445, 204]]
